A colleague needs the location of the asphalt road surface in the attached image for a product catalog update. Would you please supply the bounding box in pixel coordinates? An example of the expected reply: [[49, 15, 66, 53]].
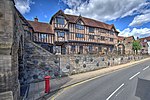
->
[[51, 60, 150, 100]]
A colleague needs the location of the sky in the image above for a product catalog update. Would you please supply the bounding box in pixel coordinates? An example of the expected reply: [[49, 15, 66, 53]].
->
[[14, 0, 150, 39]]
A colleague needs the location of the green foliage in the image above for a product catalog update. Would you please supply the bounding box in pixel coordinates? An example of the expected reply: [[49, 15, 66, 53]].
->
[[132, 40, 142, 54]]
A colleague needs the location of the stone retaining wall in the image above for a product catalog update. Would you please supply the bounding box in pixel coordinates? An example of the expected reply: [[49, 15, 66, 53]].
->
[[59, 55, 147, 76], [23, 39, 60, 83]]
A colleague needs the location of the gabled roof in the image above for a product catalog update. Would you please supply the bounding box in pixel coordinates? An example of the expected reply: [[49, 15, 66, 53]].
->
[[118, 36, 124, 41], [50, 10, 119, 33], [28, 21, 54, 34], [139, 36, 150, 42], [50, 10, 69, 23], [125, 36, 135, 42], [118, 36, 135, 42], [66, 14, 117, 31]]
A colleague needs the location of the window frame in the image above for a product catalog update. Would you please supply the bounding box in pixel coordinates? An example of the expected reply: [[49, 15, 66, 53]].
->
[[57, 31, 65, 38], [76, 33, 84, 38], [89, 45, 93, 51], [101, 36, 105, 41], [89, 35, 95, 39], [76, 24, 84, 30], [41, 33, 47, 39], [89, 27, 95, 33], [56, 16, 65, 25], [110, 38, 114, 42]]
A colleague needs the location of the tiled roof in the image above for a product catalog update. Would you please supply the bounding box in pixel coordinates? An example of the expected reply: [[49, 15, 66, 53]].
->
[[117, 36, 124, 41], [50, 10, 119, 33], [117, 36, 135, 42], [66, 14, 114, 30], [125, 36, 135, 42], [28, 21, 54, 34], [139, 36, 150, 42]]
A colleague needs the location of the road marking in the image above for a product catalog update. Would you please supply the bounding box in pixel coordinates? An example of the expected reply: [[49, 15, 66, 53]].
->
[[143, 66, 149, 70], [129, 72, 140, 80], [106, 83, 124, 100]]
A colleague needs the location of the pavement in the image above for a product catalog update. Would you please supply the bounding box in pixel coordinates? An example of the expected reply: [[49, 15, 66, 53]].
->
[[27, 57, 150, 100]]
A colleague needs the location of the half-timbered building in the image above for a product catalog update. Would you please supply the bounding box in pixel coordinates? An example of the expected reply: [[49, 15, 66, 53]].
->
[[28, 10, 119, 55], [28, 18, 54, 52]]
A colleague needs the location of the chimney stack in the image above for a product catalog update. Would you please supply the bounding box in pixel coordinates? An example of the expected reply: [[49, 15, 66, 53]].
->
[[34, 16, 38, 22]]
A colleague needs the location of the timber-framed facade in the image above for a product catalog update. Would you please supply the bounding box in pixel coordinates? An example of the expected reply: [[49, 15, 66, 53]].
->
[[28, 10, 119, 55]]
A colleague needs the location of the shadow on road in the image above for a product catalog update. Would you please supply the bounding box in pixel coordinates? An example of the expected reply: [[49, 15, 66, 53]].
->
[[135, 78, 150, 100]]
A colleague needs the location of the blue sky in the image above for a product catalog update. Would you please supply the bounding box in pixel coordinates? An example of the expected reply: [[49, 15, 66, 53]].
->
[[15, 0, 150, 38]]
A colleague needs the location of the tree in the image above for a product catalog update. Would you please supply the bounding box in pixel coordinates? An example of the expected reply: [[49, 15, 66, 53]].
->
[[132, 40, 142, 54]]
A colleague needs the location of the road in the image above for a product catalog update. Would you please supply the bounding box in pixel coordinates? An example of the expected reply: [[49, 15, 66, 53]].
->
[[50, 60, 150, 100]]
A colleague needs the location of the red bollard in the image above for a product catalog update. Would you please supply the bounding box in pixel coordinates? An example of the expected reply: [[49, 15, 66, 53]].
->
[[45, 76, 51, 93]]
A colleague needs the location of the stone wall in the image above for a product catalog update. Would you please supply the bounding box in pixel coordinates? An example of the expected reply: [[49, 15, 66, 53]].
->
[[0, 0, 30, 99], [0, 0, 19, 100], [23, 39, 60, 83], [59, 54, 145, 76]]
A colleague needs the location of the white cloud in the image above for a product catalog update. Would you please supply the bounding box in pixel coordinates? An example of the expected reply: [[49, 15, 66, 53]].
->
[[121, 2, 150, 18], [119, 28, 150, 38], [14, 0, 35, 14], [127, 2, 150, 26], [62, 0, 83, 8], [62, 0, 146, 22], [129, 12, 150, 26]]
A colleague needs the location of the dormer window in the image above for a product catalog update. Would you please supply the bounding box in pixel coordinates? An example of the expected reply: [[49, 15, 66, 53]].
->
[[76, 21, 84, 30], [109, 31, 114, 34], [112, 28, 115, 32], [56, 16, 65, 25]]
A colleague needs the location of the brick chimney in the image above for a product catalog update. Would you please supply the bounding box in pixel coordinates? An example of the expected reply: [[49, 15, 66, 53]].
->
[[34, 16, 38, 22]]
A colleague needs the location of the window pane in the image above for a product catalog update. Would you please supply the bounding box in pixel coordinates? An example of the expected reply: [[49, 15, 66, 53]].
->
[[71, 45, 75, 51], [89, 35, 94, 39], [56, 17, 64, 25], [101, 36, 105, 40], [89, 46, 93, 51], [76, 24, 84, 30], [110, 38, 114, 42], [58, 32, 65, 37], [41, 34, 47, 39], [89, 27, 94, 33], [76, 33, 84, 38]]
